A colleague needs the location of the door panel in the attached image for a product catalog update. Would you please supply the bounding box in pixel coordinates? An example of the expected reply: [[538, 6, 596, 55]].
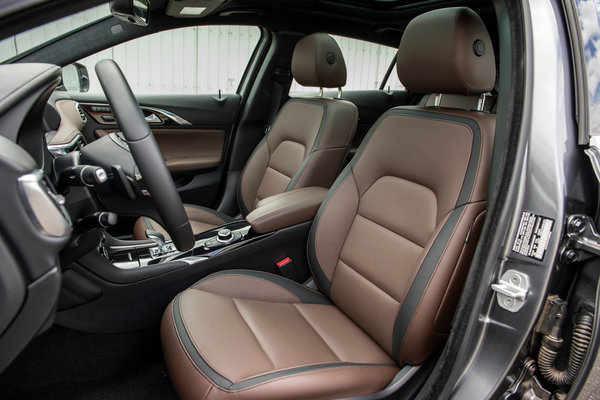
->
[[153, 128, 224, 173], [54, 91, 242, 208], [90, 127, 225, 174]]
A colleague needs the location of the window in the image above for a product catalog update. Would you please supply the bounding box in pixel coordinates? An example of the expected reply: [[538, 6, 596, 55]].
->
[[0, 4, 111, 63], [574, 0, 600, 136], [77, 25, 261, 94], [290, 35, 404, 92]]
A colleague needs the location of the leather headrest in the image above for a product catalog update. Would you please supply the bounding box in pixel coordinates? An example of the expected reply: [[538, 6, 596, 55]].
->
[[292, 33, 347, 88], [397, 7, 496, 95]]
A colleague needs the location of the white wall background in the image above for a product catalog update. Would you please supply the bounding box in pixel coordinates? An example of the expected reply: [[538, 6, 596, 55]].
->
[[79, 25, 261, 94], [1, 4, 404, 95], [0, 4, 111, 62]]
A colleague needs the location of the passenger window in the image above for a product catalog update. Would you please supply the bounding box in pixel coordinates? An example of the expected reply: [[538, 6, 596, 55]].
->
[[290, 35, 404, 92], [574, 0, 600, 136], [77, 25, 261, 94]]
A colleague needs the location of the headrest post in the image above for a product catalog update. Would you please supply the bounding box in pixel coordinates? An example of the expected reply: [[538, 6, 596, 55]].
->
[[319, 88, 324, 98], [477, 93, 488, 111], [433, 93, 443, 107], [337, 87, 342, 99]]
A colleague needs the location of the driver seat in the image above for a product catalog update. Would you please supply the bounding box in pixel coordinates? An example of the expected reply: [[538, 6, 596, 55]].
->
[[161, 7, 496, 399], [133, 33, 358, 240]]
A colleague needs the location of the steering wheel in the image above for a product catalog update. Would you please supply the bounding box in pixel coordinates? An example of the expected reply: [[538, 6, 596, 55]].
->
[[95, 59, 194, 251]]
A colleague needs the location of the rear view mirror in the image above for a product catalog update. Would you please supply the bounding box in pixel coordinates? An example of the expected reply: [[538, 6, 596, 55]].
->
[[61, 63, 89, 93], [110, 0, 149, 26]]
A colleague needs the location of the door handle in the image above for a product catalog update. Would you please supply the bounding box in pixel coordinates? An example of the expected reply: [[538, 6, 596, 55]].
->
[[145, 113, 162, 124]]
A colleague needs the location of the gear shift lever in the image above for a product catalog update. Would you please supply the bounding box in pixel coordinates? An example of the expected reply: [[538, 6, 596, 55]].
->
[[145, 229, 169, 254]]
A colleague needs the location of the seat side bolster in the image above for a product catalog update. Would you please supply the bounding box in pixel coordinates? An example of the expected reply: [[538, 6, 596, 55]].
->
[[396, 201, 487, 365], [237, 137, 270, 216], [307, 168, 359, 296], [287, 98, 358, 191], [161, 299, 229, 400]]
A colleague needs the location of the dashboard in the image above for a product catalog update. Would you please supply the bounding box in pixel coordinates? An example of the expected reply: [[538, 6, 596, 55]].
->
[[0, 63, 72, 372]]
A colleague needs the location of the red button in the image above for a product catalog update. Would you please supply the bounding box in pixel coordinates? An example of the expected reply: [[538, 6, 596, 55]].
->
[[276, 257, 291, 267]]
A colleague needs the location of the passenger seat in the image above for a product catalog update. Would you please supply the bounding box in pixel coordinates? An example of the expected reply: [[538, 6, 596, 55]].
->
[[133, 33, 358, 240]]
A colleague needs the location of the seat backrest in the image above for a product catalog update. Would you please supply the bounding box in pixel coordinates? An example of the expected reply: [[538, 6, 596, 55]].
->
[[307, 7, 496, 366], [237, 34, 358, 215]]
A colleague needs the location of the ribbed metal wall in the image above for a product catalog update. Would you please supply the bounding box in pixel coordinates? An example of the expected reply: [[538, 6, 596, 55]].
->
[[291, 35, 404, 92], [79, 25, 261, 94], [1, 4, 404, 94]]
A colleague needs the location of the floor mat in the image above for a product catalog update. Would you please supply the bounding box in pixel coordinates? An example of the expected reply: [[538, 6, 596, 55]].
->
[[0, 325, 178, 400]]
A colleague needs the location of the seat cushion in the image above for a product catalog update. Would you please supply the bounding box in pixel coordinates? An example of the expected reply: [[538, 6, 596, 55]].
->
[[133, 205, 234, 240], [161, 270, 399, 400]]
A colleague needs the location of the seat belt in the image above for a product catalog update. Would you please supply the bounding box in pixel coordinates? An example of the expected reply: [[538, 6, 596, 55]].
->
[[265, 67, 292, 134]]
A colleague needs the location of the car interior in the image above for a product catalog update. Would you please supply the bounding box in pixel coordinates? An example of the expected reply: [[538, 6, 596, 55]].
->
[[3, 0, 597, 399]]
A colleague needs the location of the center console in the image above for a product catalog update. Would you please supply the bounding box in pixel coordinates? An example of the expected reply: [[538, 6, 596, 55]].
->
[[101, 220, 255, 269], [55, 185, 329, 333]]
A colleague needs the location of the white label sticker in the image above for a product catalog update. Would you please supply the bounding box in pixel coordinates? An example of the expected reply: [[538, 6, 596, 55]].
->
[[512, 211, 554, 261]]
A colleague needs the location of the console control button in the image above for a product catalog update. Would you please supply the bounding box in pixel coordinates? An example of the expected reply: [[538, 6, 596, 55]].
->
[[217, 228, 233, 242]]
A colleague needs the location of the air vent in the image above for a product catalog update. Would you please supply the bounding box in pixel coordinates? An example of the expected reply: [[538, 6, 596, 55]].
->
[[76, 103, 87, 124]]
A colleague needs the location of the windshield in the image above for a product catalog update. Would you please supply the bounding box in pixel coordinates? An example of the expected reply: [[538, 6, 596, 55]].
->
[[0, 3, 111, 63]]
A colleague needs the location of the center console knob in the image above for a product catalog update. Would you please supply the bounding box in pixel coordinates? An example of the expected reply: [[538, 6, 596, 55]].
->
[[217, 228, 233, 242]]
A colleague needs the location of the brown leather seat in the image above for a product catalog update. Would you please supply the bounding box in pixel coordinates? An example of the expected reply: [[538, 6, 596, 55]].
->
[[134, 33, 358, 240], [161, 7, 496, 399]]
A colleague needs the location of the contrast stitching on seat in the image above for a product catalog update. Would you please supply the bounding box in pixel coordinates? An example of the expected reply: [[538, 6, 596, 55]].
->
[[355, 212, 426, 250], [285, 99, 328, 190], [288, 145, 359, 192], [398, 206, 468, 362], [336, 258, 405, 305], [172, 294, 234, 388], [173, 293, 395, 392], [391, 205, 467, 362], [191, 270, 331, 304], [237, 137, 267, 216], [232, 298, 277, 370], [192, 275, 302, 303], [227, 363, 397, 391], [265, 165, 293, 180], [378, 110, 481, 208], [178, 294, 234, 380], [308, 168, 358, 296], [292, 304, 341, 362]]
